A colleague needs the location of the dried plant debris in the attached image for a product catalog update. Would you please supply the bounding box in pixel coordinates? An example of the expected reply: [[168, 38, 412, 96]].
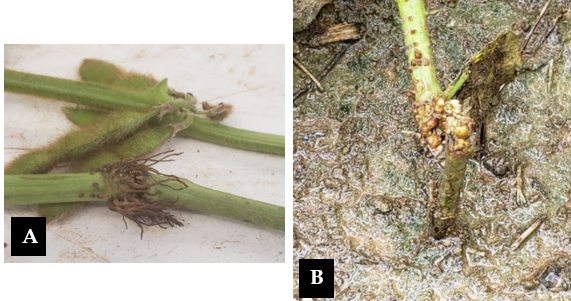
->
[[455, 31, 522, 128], [293, 57, 324, 92], [509, 215, 545, 251], [201, 101, 233, 122], [515, 164, 529, 206], [293, 43, 351, 102], [521, 0, 553, 52], [94, 150, 186, 238], [316, 23, 360, 45]]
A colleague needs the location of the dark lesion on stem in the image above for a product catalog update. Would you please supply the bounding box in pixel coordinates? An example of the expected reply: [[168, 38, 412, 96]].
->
[[94, 150, 187, 239]]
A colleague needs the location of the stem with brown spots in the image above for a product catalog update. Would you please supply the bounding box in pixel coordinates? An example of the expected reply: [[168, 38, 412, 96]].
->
[[396, 0, 442, 102], [396, 0, 476, 239]]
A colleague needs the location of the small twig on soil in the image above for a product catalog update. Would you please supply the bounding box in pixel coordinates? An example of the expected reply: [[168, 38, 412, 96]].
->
[[516, 165, 528, 207], [521, 0, 552, 52], [547, 59, 554, 92], [510, 215, 546, 251], [294, 43, 351, 101], [534, 12, 564, 49], [293, 57, 324, 92]]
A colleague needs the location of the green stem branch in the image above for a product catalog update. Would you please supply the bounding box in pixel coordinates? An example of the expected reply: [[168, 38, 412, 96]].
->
[[179, 118, 285, 155], [443, 67, 469, 99]]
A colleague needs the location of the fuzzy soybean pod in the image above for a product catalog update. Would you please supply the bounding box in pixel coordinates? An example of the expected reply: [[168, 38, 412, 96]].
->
[[116, 125, 173, 157], [76, 125, 174, 173], [63, 109, 174, 170], [62, 107, 107, 127], [78, 59, 122, 86], [63, 108, 181, 148], [5, 109, 159, 175], [79, 59, 159, 91]]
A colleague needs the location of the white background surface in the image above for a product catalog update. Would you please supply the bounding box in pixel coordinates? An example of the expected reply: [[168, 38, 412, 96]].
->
[[4, 44, 285, 263]]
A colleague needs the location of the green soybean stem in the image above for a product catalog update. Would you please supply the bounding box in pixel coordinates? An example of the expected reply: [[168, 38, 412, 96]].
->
[[4, 69, 170, 110], [431, 148, 472, 239], [4, 173, 110, 206], [179, 118, 285, 156], [396, 0, 471, 238], [4, 173, 285, 231], [157, 176, 284, 231], [396, 0, 442, 101]]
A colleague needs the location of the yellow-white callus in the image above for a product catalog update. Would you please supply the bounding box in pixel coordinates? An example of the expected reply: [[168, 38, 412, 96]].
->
[[434, 97, 444, 113], [426, 134, 442, 148], [421, 118, 438, 135], [445, 99, 462, 115], [452, 138, 470, 151], [453, 125, 471, 139]]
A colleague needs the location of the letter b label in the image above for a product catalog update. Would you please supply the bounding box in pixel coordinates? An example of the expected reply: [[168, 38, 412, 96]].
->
[[310, 270, 323, 284], [299, 259, 334, 298]]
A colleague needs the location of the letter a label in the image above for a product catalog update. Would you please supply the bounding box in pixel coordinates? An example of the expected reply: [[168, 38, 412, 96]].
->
[[22, 229, 38, 244]]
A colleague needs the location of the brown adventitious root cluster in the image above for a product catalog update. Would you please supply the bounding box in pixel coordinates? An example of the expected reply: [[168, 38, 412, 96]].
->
[[95, 150, 187, 238]]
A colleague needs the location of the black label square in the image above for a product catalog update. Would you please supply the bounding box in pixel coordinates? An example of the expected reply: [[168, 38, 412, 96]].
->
[[11, 217, 46, 256], [299, 259, 334, 298]]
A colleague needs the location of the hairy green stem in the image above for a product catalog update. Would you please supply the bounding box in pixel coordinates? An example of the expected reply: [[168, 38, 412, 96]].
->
[[5, 69, 170, 110], [5, 173, 284, 231]]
